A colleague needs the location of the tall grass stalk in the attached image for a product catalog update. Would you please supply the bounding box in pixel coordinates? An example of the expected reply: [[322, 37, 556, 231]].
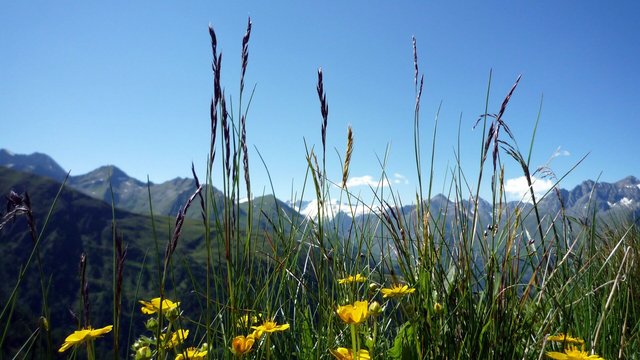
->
[[0, 176, 68, 358]]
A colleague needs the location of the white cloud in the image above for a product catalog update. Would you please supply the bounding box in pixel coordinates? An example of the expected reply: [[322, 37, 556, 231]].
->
[[392, 173, 409, 185], [343, 173, 407, 188], [550, 146, 571, 159], [345, 175, 390, 188], [504, 176, 554, 203]]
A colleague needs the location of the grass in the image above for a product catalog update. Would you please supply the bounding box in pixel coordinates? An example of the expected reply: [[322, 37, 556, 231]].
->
[[1, 18, 639, 359]]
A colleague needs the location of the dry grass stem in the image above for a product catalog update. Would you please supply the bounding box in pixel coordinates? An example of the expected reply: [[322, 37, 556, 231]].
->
[[341, 126, 353, 188]]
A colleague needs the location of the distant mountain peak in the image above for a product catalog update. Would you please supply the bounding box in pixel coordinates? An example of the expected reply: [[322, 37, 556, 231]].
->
[[616, 176, 639, 186], [90, 164, 124, 174], [0, 148, 67, 182], [75, 165, 146, 191], [430, 194, 451, 204], [166, 177, 194, 185]]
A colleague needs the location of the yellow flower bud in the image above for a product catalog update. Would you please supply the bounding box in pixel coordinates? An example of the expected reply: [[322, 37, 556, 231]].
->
[[134, 346, 152, 360], [145, 318, 158, 330], [368, 301, 382, 317], [433, 302, 443, 314], [39, 316, 49, 331]]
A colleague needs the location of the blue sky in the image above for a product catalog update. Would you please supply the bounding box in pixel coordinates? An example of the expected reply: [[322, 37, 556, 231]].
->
[[1, 1, 639, 203]]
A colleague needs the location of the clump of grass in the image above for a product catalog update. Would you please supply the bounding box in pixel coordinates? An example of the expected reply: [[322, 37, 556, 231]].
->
[[1, 18, 638, 360]]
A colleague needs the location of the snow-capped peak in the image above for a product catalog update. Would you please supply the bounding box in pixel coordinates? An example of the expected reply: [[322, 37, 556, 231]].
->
[[287, 199, 375, 220]]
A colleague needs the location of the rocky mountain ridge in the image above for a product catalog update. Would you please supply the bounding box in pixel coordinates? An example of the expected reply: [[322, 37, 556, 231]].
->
[[2, 149, 639, 224]]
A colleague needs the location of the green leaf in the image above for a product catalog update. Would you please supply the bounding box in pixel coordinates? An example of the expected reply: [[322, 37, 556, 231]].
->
[[388, 322, 419, 360]]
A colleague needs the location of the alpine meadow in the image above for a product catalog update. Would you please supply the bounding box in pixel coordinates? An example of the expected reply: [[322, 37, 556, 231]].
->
[[1, 17, 639, 360]]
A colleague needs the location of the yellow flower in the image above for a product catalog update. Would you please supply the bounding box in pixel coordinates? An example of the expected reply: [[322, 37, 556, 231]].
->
[[58, 325, 113, 353], [546, 345, 604, 360], [249, 328, 264, 339], [251, 320, 290, 333], [139, 297, 179, 315], [231, 335, 255, 355], [380, 284, 416, 298], [336, 301, 368, 324], [329, 347, 371, 360], [547, 333, 585, 346], [237, 313, 261, 327], [176, 347, 208, 360], [161, 329, 189, 349], [338, 274, 366, 285]]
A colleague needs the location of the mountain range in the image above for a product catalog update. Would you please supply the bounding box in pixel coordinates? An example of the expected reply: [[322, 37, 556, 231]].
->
[[2, 149, 639, 229], [0, 149, 227, 219]]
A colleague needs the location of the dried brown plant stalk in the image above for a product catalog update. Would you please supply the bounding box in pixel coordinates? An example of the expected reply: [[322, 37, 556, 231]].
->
[[79, 253, 90, 327], [341, 126, 353, 188], [113, 228, 127, 356], [241, 114, 251, 199], [221, 95, 231, 177], [317, 68, 329, 161], [240, 17, 252, 95], [412, 36, 424, 112], [209, 24, 221, 168], [164, 185, 203, 273]]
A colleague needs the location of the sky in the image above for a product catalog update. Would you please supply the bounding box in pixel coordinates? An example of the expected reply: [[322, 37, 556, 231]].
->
[[1, 1, 639, 204]]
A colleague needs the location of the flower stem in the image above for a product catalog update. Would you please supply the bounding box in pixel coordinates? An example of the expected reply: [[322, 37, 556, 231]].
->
[[86, 340, 95, 360], [350, 324, 358, 358], [266, 333, 271, 360], [372, 320, 378, 357]]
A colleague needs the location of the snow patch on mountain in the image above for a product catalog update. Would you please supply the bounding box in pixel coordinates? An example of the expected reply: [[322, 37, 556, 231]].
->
[[619, 197, 634, 207], [286, 199, 375, 220], [239, 196, 253, 204]]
